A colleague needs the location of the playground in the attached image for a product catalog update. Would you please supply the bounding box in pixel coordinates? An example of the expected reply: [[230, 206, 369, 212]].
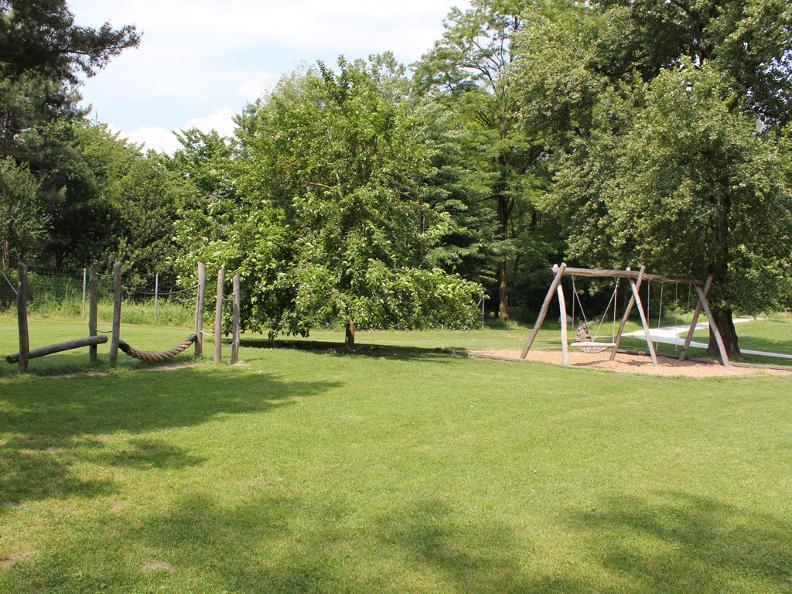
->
[[1, 315, 791, 592]]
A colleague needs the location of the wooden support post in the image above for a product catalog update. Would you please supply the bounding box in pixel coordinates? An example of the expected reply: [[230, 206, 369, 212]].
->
[[214, 267, 225, 363], [154, 273, 159, 321], [88, 264, 98, 364], [109, 261, 122, 366], [16, 262, 29, 374], [557, 281, 569, 367], [694, 285, 731, 367], [194, 262, 206, 358], [629, 272, 658, 366], [82, 267, 87, 319], [679, 275, 713, 362], [231, 273, 240, 364], [610, 266, 644, 361], [521, 263, 567, 359]]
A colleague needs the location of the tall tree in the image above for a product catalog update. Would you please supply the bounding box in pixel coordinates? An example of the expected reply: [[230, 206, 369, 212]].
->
[[514, 0, 792, 356], [0, 0, 139, 267], [177, 58, 482, 348], [414, 0, 546, 321]]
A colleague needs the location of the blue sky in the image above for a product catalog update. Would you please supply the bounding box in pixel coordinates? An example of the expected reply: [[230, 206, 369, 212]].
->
[[70, 0, 468, 153]]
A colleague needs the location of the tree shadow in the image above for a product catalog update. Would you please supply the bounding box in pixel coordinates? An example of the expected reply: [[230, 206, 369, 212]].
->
[[0, 368, 340, 508], [240, 337, 464, 363], [373, 499, 591, 593], [95, 438, 204, 470], [565, 490, 792, 593]]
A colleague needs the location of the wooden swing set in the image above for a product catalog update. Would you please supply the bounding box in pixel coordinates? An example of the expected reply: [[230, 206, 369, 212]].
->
[[520, 263, 731, 367]]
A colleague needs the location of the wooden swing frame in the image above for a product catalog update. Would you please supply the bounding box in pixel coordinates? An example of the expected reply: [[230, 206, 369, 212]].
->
[[520, 263, 731, 368]]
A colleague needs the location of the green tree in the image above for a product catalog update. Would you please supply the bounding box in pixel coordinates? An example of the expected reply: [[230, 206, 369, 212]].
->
[[514, 0, 792, 355], [177, 58, 482, 347], [0, 0, 139, 267], [414, 0, 546, 321], [0, 157, 45, 267]]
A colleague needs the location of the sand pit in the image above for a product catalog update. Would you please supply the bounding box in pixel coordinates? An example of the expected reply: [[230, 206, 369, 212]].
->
[[465, 349, 791, 377]]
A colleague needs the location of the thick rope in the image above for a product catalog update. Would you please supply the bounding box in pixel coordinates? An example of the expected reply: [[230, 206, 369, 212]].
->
[[118, 334, 197, 363]]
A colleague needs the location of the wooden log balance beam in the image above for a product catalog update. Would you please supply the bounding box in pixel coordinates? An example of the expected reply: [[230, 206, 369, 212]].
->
[[6, 335, 108, 364]]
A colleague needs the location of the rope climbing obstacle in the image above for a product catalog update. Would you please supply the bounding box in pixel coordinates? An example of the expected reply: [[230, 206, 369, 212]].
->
[[118, 334, 198, 363]]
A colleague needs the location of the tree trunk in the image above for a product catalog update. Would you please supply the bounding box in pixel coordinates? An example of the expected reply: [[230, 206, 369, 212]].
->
[[344, 318, 356, 351], [708, 306, 740, 357], [498, 261, 510, 321]]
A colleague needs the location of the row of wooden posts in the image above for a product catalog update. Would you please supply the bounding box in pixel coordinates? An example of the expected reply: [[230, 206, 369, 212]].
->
[[10, 262, 240, 374]]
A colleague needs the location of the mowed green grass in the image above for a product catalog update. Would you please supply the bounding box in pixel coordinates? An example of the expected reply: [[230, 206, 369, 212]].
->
[[1, 319, 791, 592]]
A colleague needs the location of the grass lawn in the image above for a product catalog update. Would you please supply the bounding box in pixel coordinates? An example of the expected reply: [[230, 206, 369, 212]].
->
[[1, 319, 791, 592]]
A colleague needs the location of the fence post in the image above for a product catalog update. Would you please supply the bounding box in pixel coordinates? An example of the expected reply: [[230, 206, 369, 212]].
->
[[82, 267, 87, 319], [16, 262, 29, 374], [214, 267, 225, 363], [109, 261, 122, 365], [88, 264, 98, 364], [154, 273, 159, 322], [194, 262, 206, 357], [231, 273, 240, 364]]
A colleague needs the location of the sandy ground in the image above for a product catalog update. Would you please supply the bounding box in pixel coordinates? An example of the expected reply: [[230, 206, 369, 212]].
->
[[466, 349, 791, 377]]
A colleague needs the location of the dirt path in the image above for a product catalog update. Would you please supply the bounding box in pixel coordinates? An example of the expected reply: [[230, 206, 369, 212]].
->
[[466, 349, 790, 377]]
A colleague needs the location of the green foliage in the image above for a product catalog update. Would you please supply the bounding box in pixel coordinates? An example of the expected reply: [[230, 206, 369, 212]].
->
[[0, 158, 45, 266], [514, 0, 792, 335], [176, 57, 482, 340], [414, 0, 552, 320]]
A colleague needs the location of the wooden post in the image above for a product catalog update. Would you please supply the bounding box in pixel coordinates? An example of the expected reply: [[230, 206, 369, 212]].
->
[[557, 281, 569, 367], [694, 285, 731, 367], [231, 273, 240, 364], [194, 262, 206, 358], [521, 263, 567, 359], [88, 264, 98, 364], [16, 262, 29, 374], [109, 261, 122, 366], [679, 275, 713, 362], [214, 267, 225, 363], [81, 267, 87, 319], [629, 273, 658, 366], [610, 266, 644, 361], [154, 273, 159, 322]]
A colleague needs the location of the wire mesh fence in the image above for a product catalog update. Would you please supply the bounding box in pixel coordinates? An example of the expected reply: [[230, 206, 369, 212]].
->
[[0, 265, 202, 328]]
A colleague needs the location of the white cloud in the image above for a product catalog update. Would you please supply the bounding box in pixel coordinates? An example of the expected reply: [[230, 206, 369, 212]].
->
[[70, 0, 470, 145], [184, 108, 237, 138], [124, 126, 181, 154], [111, 108, 238, 154]]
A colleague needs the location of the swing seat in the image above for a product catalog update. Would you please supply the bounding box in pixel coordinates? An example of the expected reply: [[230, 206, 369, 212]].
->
[[570, 340, 616, 353]]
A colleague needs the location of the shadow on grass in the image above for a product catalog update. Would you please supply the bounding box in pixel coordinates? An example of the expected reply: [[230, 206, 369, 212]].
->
[[8, 493, 586, 593], [240, 337, 465, 363], [95, 438, 205, 470], [567, 490, 792, 593], [0, 367, 340, 508], [374, 499, 588, 593]]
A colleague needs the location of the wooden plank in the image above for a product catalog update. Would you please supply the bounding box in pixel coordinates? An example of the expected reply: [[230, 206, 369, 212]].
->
[[695, 285, 731, 367], [610, 266, 644, 361], [557, 282, 569, 367], [109, 261, 122, 366], [679, 275, 712, 362], [629, 275, 658, 366], [560, 267, 703, 285], [88, 264, 98, 364], [214, 267, 225, 363], [6, 335, 108, 364], [16, 262, 29, 374], [231, 273, 240, 364], [520, 263, 567, 359], [194, 262, 206, 358]]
